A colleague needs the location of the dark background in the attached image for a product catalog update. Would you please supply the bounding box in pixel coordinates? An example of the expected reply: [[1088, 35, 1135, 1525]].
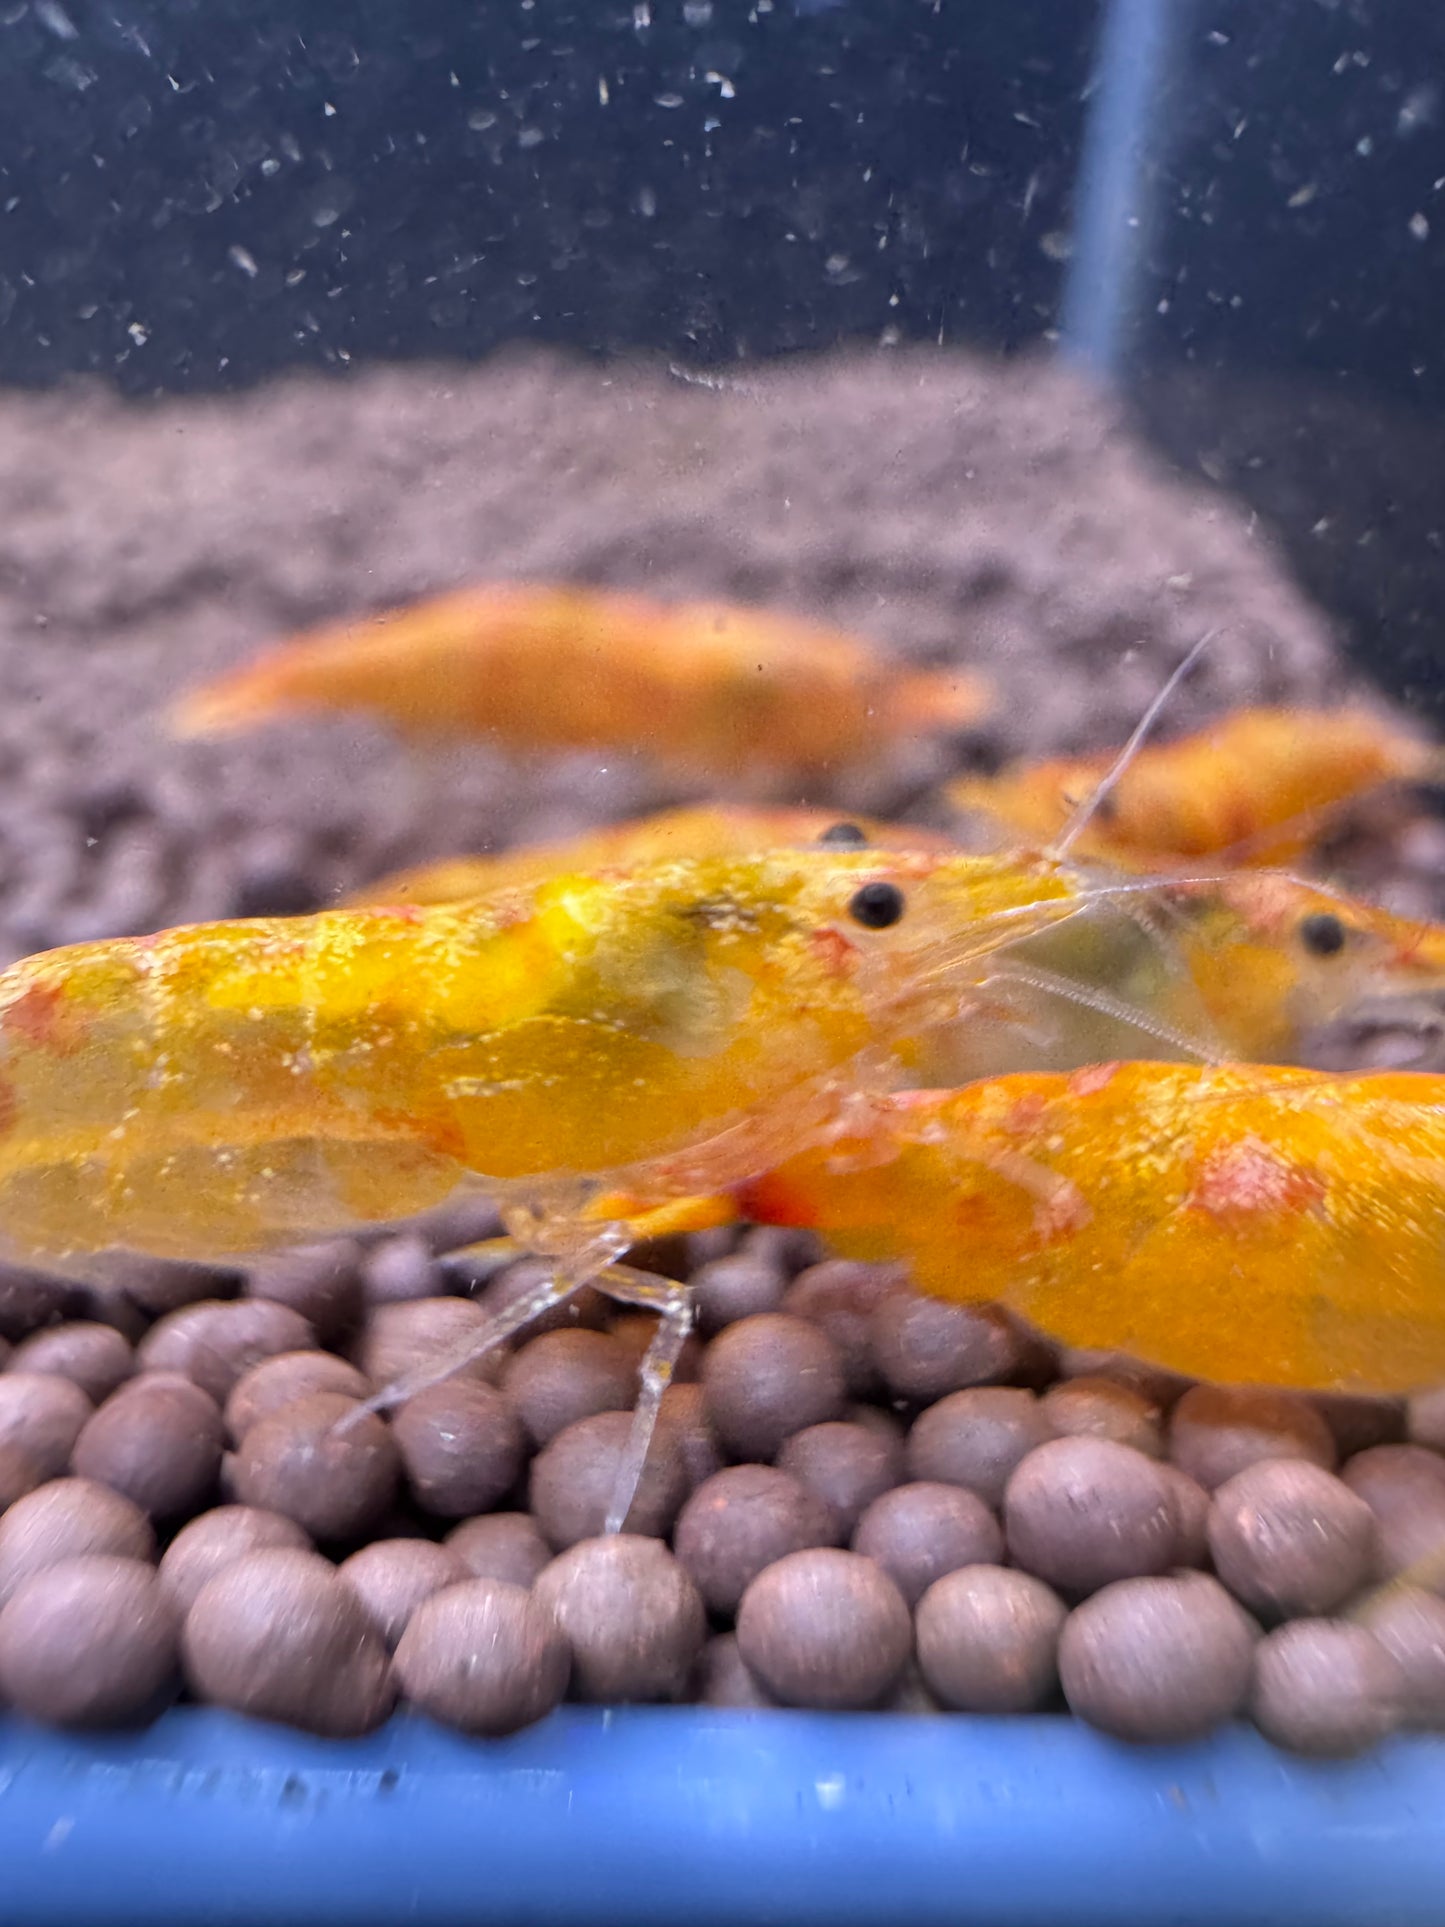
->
[[1, 0, 1444, 705]]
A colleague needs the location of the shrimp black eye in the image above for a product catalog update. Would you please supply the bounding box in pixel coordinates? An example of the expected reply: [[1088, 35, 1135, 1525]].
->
[[818, 822, 870, 848], [848, 880, 906, 929], [1299, 911, 1346, 957]]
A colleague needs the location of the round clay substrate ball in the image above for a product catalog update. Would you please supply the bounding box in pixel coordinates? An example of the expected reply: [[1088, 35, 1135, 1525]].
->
[[394, 1578, 571, 1735], [1059, 1574, 1257, 1743], [915, 1564, 1066, 1713], [224, 1351, 370, 1444], [852, 1481, 1004, 1608], [696, 1632, 779, 1708], [1040, 1377, 1163, 1458], [502, 1330, 637, 1447], [137, 1299, 316, 1403], [532, 1535, 705, 1702], [1342, 1444, 1445, 1579], [674, 1464, 837, 1616], [1004, 1438, 1178, 1594], [781, 1260, 902, 1397], [158, 1506, 312, 1616], [0, 1372, 93, 1479], [906, 1387, 1055, 1507], [690, 1255, 787, 1336], [0, 1444, 45, 1511], [446, 1513, 553, 1588], [72, 1377, 224, 1520], [775, 1420, 904, 1538], [10, 1323, 134, 1404], [701, 1314, 846, 1460], [182, 1547, 395, 1737], [1359, 1586, 1445, 1729], [1250, 1620, 1404, 1756], [1207, 1459, 1376, 1619], [869, 1291, 1024, 1403], [392, 1380, 526, 1519], [233, 1392, 399, 1542], [0, 1555, 178, 1726], [357, 1298, 506, 1391], [339, 1539, 470, 1650], [243, 1242, 362, 1343], [1169, 1385, 1336, 1490], [0, 1477, 155, 1609], [735, 1548, 912, 1710], [529, 1411, 689, 1548]]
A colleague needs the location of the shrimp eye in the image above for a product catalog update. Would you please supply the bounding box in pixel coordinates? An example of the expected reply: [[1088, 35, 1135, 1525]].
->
[[848, 880, 906, 929], [818, 822, 870, 848], [1299, 911, 1347, 957]]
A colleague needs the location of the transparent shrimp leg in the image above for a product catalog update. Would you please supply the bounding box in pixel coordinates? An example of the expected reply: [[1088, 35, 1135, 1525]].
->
[[588, 1262, 697, 1534]]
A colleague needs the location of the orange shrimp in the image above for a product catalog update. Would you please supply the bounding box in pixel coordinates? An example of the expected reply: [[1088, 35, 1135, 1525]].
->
[[733, 1061, 1445, 1394], [947, 705, 1441, 870], [168, 582, 990, 781], [346, 804, 955, 909]]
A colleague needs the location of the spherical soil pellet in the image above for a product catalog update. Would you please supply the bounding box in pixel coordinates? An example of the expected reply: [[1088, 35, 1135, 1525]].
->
[[1343, 1444, 1445, 1581], [1249, 1620, 1404, 1756], [0, 1555, 178, 1726], [0, 1264, 72, 1341], [701, 1313, 846, 1460], [1004, 1438, 1179, 1595], [1059, 1574, 1258, 1742], [357, 1298, 507, 1391], [0, 1443, 45, 1511], [109, 1254, 236, 1320], [361, 1233, 447, 1306], [1041, 1377, 1163, 1459], [158, 1505, 313, 1615], [690, 1255, 787, 1336], [532, 1534, 705, 1702], [339, 1539, 470, 1650], [243, 1242, 362, 1344], [0, 1372, 93, 1479], [851, 1481, 1005, 1607], [775, 1420, 905, 1538], [137, 1299, 316, 1404], [1407, 1385, 1445, 1455], [224, 1350, 371, 1444], [475, 1259, 610, 1337], [1162, 1465, 1212, 1568], [182, 1547, 395, 1738], [695, 1631, 779, 1708], [10, 1323, 134, 1404], [71, 1376, 224, 1520], [393, 1380, 526, 1518], [234, 1392, 400, 1543], [906, 1387, 1056, 1508], [1058, 1346, 1193, 1411], [0, 1477, 155, 1609], [735, 1547, 912, 1710], [915, 1564, 1066, 1713], [781, 1260, 904, 1397], [446, 1512, 553, 1588], [880, 1658, 945, 1714], [656, 1382, 723, 1489], [1207, 1459, 1376, 1620], [502, 1329, 637, 1448], [1169, 1385, 1336, 1491], [674, 1464, 838, 1616], [393, 1577, 570, 1734], [870, 1290, 1028, 1403], [736, 1226, 825, 1275], [1358, 1585, 1445, 1728], [529, 1410, 690, 1549]]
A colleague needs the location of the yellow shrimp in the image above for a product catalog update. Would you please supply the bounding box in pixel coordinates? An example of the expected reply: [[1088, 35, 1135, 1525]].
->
[[346, 804, 955, 909], [732, 1062, 1445, 1394], [168, 581, 990, 782], [947, 704, 1441, 869]]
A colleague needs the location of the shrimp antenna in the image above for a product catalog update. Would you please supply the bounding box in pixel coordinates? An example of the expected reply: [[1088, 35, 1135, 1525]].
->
[[1052, 630, 1217, 860]]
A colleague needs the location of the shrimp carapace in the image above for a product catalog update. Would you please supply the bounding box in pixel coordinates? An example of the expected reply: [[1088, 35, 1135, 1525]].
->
[[947, 705, 1442, 870], [0, 844, 1096, 1278], [736, 1061, 1445, 1394], [346, 804, 957, 909], [168, 582, 991, 781]]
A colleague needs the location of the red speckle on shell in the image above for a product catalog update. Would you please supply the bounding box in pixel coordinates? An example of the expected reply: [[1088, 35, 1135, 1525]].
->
[[1185, 1136, 1326, 1223]]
